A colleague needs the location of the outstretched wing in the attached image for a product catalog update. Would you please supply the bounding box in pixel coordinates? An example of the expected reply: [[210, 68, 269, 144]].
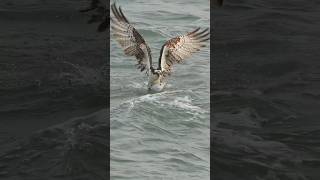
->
[[110, 3, 152, 73], [157, 28, 209, 76]]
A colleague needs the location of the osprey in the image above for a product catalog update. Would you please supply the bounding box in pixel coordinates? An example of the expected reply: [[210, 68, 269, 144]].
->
[[110, 3, 209, 92]]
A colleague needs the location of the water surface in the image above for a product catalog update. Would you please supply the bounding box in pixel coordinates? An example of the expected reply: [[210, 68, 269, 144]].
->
[[213, 0, 320, 179], [110, 0, 210, 179]]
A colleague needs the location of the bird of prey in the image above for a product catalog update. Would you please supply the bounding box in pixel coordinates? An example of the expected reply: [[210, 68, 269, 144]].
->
[[110, 3, 209, 92]]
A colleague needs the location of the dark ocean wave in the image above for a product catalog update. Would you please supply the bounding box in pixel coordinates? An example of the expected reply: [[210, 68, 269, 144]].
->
[[0, 109, 108, 180], [0, 0, 107, 178], [213, 0, 320, 179]]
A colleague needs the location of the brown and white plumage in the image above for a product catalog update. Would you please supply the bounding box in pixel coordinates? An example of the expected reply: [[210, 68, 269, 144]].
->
[[111, 3, 152, 73], [110, 3, 209, 92], [158, 28, 209, 77]]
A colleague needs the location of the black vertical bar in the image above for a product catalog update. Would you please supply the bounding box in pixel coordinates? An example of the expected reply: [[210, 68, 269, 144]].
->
[[0, 0, 109, 179], [106, 0, 110, 179], [210, 0, 214, 179]]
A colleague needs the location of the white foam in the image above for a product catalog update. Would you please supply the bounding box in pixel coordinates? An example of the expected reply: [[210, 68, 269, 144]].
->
[[170, 97, 206, 114], [111, 89, 207, 114]]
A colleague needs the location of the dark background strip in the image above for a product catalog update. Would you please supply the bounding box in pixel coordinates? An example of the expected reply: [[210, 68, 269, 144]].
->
[[0, 0, 108, 179], [212, 0, 320, 180]]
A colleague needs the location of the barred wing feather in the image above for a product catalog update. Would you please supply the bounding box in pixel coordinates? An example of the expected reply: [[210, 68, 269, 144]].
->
[[110, 3, 152, 73], [159, 28, 210, 76]]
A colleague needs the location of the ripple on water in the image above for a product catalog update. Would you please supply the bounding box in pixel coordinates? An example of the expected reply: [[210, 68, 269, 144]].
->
[[110, 0, 210, 179], [111, 90, 210, 179]]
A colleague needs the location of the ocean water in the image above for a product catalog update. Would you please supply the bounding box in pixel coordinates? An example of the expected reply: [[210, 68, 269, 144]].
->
[[1, 0, 318, 179], [0, 0, 108, 179], [213, 0, 320, 179], [110, 0, 210, 179]]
